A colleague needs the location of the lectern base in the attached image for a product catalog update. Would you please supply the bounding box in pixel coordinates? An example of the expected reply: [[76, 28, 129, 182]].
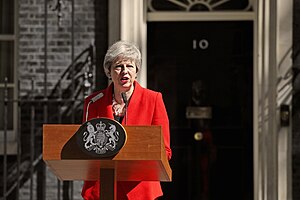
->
[[100, 168, 116, 200]]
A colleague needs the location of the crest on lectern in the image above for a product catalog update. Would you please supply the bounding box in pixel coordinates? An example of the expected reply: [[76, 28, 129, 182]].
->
[[61, 118, 127, 159], [82, 119, 124, 155]]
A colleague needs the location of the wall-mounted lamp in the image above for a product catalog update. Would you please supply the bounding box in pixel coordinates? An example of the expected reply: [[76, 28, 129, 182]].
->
[[50, 0, 66, 27]]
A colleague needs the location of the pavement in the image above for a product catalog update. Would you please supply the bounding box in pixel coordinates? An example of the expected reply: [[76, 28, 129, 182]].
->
[[19, 166, 83, 200]]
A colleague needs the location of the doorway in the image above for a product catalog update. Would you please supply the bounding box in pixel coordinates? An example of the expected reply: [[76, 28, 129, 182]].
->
[[147, 21, 253, 200]]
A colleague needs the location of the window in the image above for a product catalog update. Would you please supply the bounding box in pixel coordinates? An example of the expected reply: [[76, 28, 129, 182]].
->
[[0, 0, 18, 154]]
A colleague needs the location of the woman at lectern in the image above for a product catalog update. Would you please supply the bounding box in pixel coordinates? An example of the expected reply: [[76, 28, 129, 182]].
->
[[81, 40, 172, 200]]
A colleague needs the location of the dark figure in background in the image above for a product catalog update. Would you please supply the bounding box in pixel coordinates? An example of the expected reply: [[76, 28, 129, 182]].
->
[[187, 80, 216, 200]]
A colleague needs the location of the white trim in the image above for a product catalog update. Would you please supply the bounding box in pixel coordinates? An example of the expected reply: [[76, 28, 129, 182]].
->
[[0, 35, 16, 40], [148, 11, 255, 21], [0, 83, 15, 88], [121, 0, 147, 87]]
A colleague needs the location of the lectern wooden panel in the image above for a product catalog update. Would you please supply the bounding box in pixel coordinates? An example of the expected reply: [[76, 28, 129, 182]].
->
[[43, 124, 172, 182]]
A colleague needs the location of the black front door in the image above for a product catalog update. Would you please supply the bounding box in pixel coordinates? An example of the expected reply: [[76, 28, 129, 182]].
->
[[147, 21, 253, 200]]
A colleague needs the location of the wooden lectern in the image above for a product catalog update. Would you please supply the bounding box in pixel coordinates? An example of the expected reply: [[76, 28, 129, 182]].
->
[[43, 124, 172, 200]]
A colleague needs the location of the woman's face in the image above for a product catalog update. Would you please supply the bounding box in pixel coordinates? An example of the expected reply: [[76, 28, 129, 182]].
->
[[110, 58, 137, 91]]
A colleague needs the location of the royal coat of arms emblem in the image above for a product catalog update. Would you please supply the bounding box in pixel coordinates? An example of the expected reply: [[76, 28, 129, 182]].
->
[[83, 120, 120, 154], [78, 118, 126, 157], [61, 118, 126, 158]]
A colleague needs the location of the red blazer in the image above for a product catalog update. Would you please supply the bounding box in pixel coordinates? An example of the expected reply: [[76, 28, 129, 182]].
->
[[81, 81, 172, 200]]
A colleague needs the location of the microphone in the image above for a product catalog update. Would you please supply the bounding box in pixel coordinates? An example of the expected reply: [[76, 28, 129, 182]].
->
[[121, 92, 128, 125], [85, 92, 103, 121], [121, 92, 128, 106]]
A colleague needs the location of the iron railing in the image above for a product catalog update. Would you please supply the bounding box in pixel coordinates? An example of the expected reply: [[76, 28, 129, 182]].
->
[[0, 43, 95, 200]]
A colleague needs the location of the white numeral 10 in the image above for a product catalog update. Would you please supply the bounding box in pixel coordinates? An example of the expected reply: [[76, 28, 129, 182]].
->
[[193, 39, 209, 50]]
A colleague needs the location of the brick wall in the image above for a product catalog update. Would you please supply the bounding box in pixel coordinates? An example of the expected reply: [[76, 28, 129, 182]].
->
[[15, 1, 108, 198], [18, 0, 96, 96]]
